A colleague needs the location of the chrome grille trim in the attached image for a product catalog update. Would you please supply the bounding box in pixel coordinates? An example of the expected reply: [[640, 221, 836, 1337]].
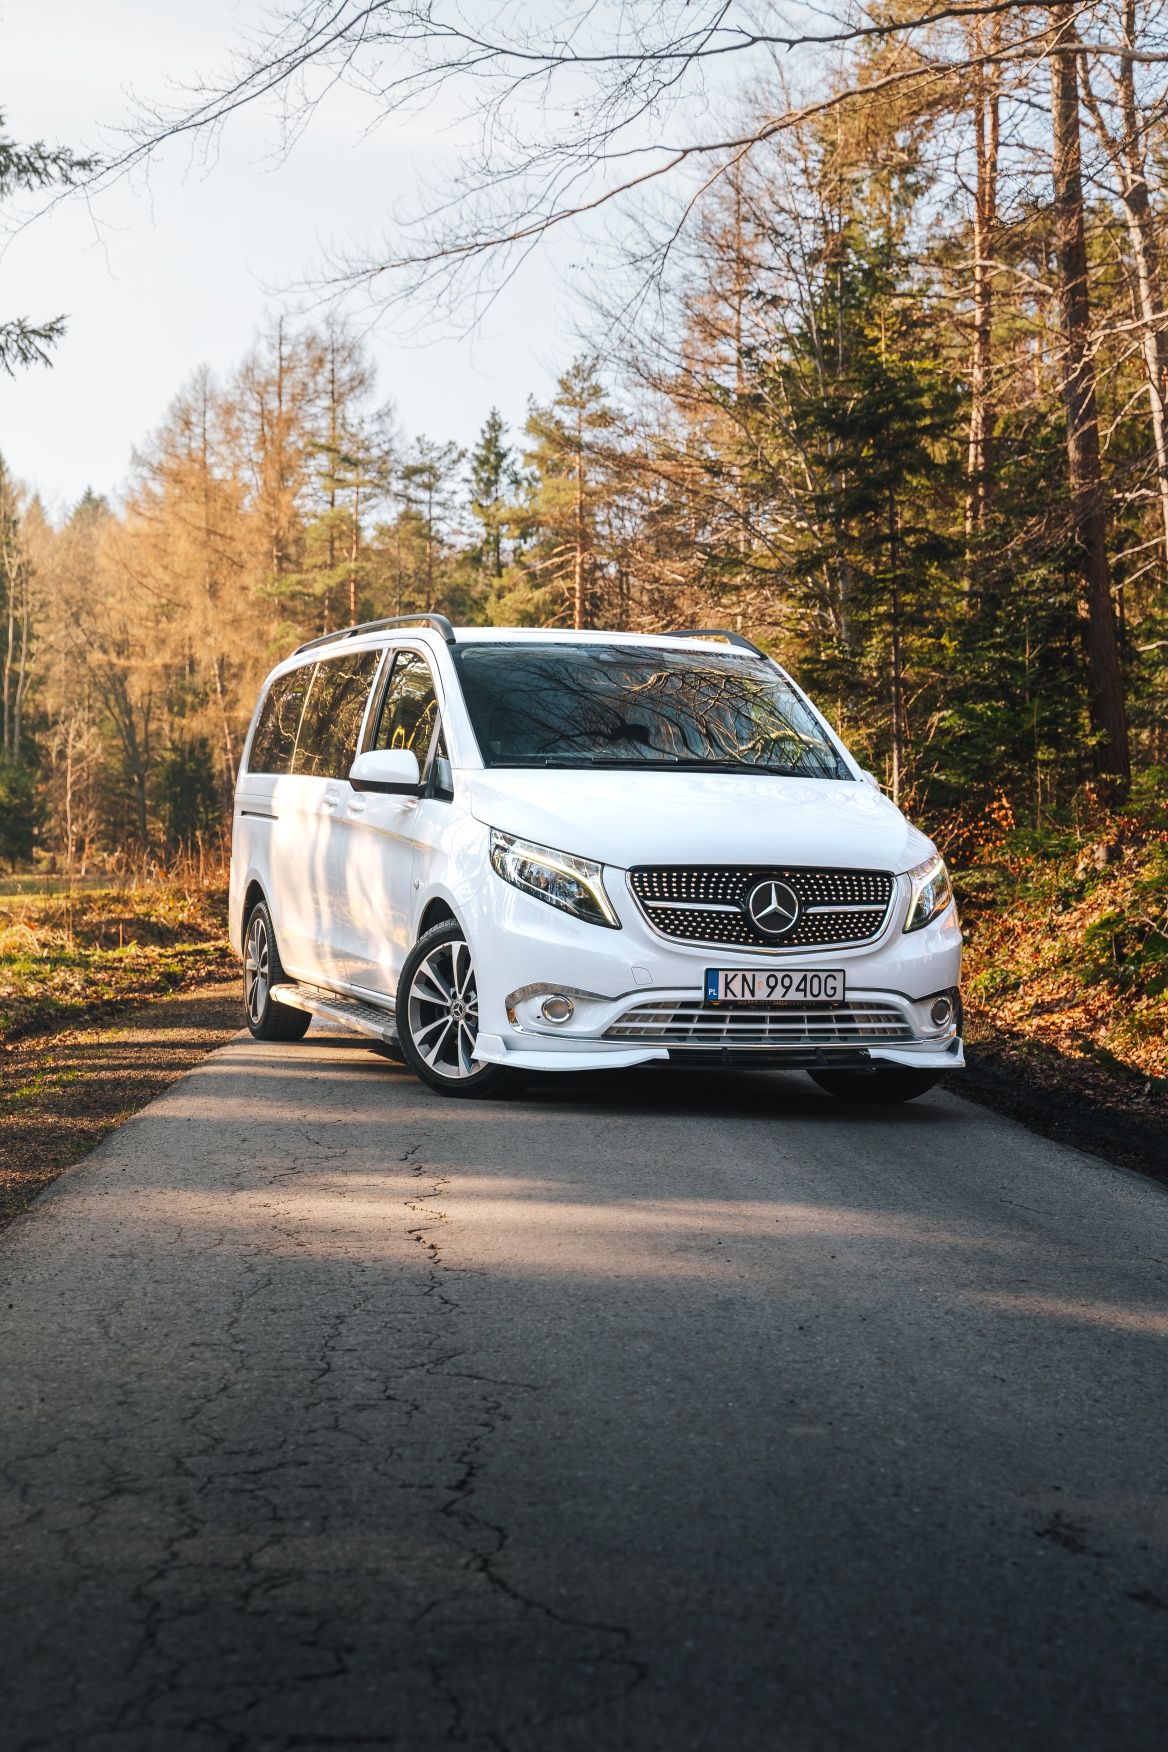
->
[[605, 1001, 914, 1045], [647, 899, 739, 912], [627, 865, 896, 949]]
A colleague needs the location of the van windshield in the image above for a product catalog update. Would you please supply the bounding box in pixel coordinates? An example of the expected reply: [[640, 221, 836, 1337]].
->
[[453, 643, 850, 779]]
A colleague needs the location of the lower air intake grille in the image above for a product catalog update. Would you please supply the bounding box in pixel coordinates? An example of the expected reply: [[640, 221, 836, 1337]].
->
[[627, 866, 894, 948], [605, 1001, 914, 1046]]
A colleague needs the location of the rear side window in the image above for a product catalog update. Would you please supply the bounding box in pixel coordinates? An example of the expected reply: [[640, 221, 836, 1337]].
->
[[247, 667, 313, 775], [371, 652, 442, 762], [293, 649, 382, 778]]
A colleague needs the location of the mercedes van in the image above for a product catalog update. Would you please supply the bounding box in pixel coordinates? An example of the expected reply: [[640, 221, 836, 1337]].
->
[[229, 616, 963, 1101]]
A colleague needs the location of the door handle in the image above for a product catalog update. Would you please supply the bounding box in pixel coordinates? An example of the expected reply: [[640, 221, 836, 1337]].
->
[[347, 796, 367, 816], [322, 787, 341, 810]]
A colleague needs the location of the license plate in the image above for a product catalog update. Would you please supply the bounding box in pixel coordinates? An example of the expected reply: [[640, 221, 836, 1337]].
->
[[705, 968, 845, 1005]]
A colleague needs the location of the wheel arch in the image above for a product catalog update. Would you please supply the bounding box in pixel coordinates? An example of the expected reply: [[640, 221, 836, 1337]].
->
[[417, 896, 459, 939], [242, 879, 268, 933]]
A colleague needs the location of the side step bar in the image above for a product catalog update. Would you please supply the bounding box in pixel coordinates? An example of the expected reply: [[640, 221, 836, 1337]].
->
[[269, 982, 399, 1047]]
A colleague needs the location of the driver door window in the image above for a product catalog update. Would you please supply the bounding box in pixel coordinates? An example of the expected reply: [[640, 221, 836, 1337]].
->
[[371, 654, 440, 761]]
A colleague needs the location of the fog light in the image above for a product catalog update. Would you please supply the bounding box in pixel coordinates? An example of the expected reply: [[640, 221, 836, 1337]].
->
[[930, 996, 953, 1028], [541, 995, 575, 1025]]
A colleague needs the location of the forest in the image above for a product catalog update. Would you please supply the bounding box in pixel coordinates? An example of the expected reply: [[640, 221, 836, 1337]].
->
[[3, 1, 1168, 881]]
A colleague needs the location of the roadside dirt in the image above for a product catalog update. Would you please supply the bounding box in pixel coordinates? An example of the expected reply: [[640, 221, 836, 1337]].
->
[[0, 979, 242, 1230], [954, 1012, 1168, 1187]]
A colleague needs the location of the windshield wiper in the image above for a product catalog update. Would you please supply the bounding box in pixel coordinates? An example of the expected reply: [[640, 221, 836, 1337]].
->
[[491, 754, 834, 776], [619, 757, 823, 778], [494, 754, 680, 768]]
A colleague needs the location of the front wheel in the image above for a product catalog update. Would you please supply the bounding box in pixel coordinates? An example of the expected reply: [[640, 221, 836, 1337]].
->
[[397, 921, 521, 1099], [807, 1065, 941, 1105]]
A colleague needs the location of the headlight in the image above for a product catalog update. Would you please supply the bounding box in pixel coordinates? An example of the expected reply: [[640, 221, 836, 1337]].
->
[[903, 852, 953, 933], [489, 830, 621, 929]]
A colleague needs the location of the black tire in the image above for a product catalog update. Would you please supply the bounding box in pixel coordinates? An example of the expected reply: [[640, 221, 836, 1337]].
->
[[242, 900, 312, 1042], [397, 921, 520, 1099], [807, 1065, 941, 1105]]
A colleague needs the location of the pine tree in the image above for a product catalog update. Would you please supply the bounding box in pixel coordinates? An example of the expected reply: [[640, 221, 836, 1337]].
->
[[0, 454, 34, 758], [400, 437, 464, 612], [157, 736, 223, 853], [468, 409, 516, 578], [0, 109, 97, 372], [523, 361, 618, 629]]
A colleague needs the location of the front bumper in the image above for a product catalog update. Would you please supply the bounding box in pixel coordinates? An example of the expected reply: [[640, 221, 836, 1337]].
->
[[453, 848, 964, 1075]]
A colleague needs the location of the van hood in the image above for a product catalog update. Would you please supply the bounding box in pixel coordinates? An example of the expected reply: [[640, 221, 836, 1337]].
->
[[465, 768, 932, 873]]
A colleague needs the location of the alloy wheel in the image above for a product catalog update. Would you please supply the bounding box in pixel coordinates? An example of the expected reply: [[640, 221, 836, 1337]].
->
[[406, 936, 480, 1080], [244, 911, 270, 1026]]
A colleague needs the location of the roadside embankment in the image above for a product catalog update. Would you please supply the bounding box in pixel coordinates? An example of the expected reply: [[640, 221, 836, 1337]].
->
[[0, 882, 241, 1227], [0, 881, 234, 1043], [955, 804, 1168, 1179]]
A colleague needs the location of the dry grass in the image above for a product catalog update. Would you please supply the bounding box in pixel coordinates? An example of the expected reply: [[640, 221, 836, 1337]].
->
[[959, 816, 1168, 1087], [0, 880, 235, 1044]]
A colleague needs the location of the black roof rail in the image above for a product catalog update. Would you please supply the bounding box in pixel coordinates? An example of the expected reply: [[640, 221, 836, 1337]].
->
[[671, 626, 767, 658], [294, 613, 457, 656]]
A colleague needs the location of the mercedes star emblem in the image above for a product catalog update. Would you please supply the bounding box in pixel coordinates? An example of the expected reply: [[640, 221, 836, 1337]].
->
[[746, 878, 801, 938]]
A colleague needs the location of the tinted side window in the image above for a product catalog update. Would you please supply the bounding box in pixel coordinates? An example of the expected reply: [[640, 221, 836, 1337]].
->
[[293, 649, 382, 778], [371, 653, 440, 762], [247, 668, 312, 775]]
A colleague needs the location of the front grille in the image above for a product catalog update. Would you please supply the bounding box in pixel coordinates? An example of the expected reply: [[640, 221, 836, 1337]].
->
[[605, 1001, 913, 1045], [627, 866, 895, 949]]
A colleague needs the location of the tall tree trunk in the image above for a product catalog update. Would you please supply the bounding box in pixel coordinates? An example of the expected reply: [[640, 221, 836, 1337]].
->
[[1049, 6, 1130, 793], [198, 386, 238, 791], [888, 487, 905, 805], [1081, 1, 1168, 570], [965, 17, 1001, 592], [1, 538, 31, 759], [15, 560, 29, 757], [349, 486, 360, 623], [210, 655, 237, 790], [2, 572, 14, 753], [573, 409, 587, 630], [64, 724, 76, 877], [425, 485, 434, 612]]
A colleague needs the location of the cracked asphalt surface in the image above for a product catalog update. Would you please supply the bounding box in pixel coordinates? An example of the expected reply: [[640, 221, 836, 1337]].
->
[[2, 1029, 1167, 1751]]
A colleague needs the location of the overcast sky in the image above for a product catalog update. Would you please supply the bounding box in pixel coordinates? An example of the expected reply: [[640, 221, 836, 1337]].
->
[[0, 0, 570, 516]]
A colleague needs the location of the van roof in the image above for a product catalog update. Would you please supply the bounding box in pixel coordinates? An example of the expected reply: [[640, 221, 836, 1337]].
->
[[294, 621, 766, 659]]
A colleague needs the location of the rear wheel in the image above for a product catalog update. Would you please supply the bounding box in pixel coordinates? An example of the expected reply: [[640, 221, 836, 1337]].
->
[[243, 901, 312, 1042], [807, 1065, 941, 1105], [397, 921, 520, 1099]]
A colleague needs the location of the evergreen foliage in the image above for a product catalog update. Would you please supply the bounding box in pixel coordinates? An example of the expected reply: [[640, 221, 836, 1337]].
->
[[0, 107, 97, 373], [0, 753, 36, 868], [156, 737, 223, 853], [7, 25, 1168, 861]]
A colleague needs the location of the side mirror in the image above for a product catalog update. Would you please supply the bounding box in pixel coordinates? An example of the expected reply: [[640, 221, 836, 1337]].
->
[[349, 747, 422, 795], [861, 769, 883, 791]]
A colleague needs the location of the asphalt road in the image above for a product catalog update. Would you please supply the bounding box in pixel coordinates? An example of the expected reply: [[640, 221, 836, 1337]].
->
[[2, 1030, 1167, 1752]]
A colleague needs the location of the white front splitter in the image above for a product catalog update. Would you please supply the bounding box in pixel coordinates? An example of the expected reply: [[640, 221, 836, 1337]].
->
[[471, 1032, 964, 1074]]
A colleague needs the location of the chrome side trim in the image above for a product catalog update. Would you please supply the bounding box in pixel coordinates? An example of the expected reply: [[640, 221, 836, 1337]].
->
[[505, 981, 613, 1009]]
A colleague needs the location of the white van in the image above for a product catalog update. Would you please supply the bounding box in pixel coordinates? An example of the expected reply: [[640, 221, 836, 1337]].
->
[[229, 616, 963, 1102]]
